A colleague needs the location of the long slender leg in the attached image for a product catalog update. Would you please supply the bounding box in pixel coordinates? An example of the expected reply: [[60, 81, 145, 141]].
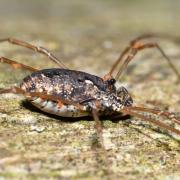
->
[[121, 106, 180, 135], [116, 42, 180, 81], [129, 106, 180, 125], [0, 57, 38, 72], [130, 33, 180, 44], [105, 35, 180, 82], [107, 34, 160, 77], [0, 38, 67, 68], [92, 109, 111, 176], [92, 109, 104, 147]]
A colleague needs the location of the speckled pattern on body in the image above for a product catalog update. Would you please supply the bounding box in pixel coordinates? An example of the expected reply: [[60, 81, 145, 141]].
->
[[20, 68, 133, 117], [0, 0, 180, 179]]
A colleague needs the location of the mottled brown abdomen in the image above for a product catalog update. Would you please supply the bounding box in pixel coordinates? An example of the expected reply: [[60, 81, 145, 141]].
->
[[20, 68, 116, 103]]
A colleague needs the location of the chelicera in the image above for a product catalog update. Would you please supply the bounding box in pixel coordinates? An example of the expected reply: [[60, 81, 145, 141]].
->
[[0, 34, 180, 146]]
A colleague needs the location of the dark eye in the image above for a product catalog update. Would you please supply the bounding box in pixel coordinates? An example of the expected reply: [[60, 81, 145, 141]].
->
[[107, 78, 116, 85]]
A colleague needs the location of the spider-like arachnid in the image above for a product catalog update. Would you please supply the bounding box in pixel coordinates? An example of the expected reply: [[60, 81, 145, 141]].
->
[[0, 34, 180, 147]]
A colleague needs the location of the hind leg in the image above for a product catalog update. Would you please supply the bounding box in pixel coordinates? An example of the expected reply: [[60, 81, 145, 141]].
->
[[0, 37, 67, 68], [0, 56, 38, 72]]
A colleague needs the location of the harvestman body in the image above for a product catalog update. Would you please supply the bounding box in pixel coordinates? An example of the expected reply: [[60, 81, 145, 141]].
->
[[0, 34, 180, 143]]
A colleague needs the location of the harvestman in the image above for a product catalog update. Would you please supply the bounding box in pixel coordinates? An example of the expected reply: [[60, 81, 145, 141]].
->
[[0, 34, 180, 147]]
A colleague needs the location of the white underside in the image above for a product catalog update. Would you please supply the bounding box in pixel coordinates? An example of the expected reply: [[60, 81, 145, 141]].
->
[[30, 97, 89, 117]]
